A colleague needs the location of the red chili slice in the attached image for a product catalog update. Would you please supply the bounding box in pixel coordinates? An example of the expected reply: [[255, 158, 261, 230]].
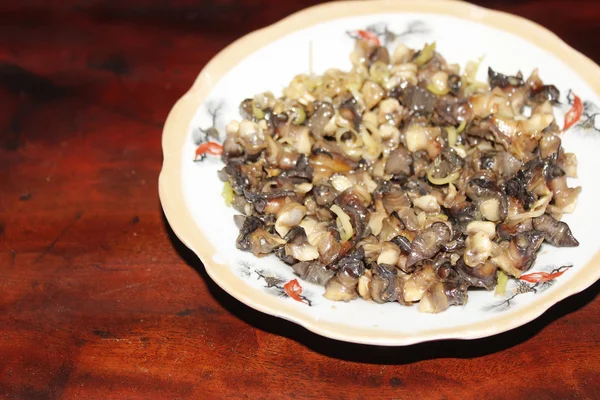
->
[[283, 279, 304, 303], [563, 93, 583, 131], [356, 30, 381, 46], [195, 142, 223, 160], [519, 269, 567, 283]]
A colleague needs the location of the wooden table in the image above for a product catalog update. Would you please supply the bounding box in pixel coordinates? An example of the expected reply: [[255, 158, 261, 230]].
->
[[1, 1, 598, 398]]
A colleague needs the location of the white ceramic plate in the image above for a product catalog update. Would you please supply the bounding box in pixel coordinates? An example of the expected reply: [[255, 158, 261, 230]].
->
[[159, 0, 600, 345]]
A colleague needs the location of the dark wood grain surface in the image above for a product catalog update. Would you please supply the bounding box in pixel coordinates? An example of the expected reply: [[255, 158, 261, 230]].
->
[[1, 1, 599, 399]]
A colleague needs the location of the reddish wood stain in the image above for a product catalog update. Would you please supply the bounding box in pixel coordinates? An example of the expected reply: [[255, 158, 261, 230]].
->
[[0, 1, 599, 399]]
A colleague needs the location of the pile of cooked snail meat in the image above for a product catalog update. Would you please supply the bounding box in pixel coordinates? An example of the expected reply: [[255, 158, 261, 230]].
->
[[217, 37, 580, 313]]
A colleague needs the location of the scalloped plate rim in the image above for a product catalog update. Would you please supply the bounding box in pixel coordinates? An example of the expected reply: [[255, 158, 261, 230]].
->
[[159, 0, 600, 346]]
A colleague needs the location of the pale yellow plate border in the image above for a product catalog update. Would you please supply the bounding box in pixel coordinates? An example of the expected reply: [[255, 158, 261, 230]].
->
[[159, 0, 600, 345]]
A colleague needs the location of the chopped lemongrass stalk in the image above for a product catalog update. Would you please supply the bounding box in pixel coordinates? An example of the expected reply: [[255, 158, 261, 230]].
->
[[456, 119, 467, 134], [446, 126, 458, 147], [451, 146, 467, 158], [291, 106, 306, 125], [369, 61, 390, 85], [496, 270, 509, 296], [426, 82, 450, 96], [464, 55, 485, 80], [414, 42, 436, 66], [427, 168, 461, 186], [331, 174, 354, 192], [346, 82, 361, 93], [222, 181, 234, 206], [330, 204, 353, 242], [252, 101, 265, 119], [430, 213, 448, 221]]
